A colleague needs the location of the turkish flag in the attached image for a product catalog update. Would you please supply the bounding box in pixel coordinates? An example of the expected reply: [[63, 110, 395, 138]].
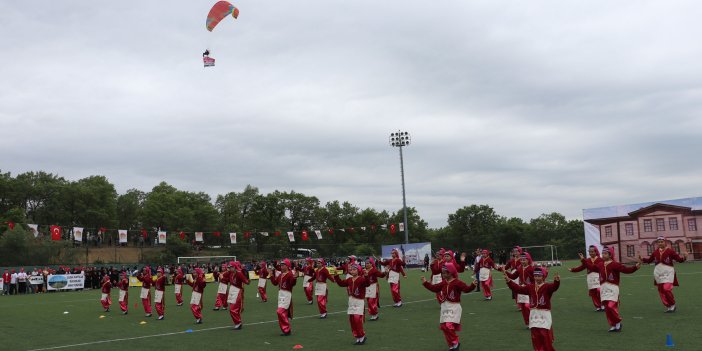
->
[[141, 229, 148, 239], [179, 231, 185, 240], [7, 221, 14, 230], [389, 223, 396, 235], [301, 230, 309, 241], [347, 227, 355, 233], [328, 228, 334, 235], [274, 231, 281, 236], [213, 231, 221, 237], [244, 231, 251, 239], [50, 225, 62, 240], [99, 227, 107, 234]]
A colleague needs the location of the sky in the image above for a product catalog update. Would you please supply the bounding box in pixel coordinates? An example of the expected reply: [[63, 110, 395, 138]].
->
[[1, 1, 701, 228]]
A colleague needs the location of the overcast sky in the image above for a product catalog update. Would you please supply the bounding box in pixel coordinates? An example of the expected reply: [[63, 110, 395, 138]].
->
[[1, 1, 701, 227]]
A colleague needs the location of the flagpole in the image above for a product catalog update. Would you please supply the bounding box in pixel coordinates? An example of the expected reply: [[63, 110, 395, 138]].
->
[[389, 131, 411, 245]]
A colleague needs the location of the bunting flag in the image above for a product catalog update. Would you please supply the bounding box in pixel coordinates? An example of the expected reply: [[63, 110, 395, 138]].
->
[[339, 228, 346, 232], [381, 224, 387, 230], [213, 231, 221, 237], [361, 227, 366, 232], [118, 230, 128, 243], [347, 227, 355, 233], [6, 221, 15, 230], [244, 231, 251, 239], [314, 230, 322, 240], [158, 231, 167, 244], [259, 232, 269, 237], [275, 231, 281, 236], [195, 232, 204, 242], [399, 223, 405, 232], [389, 223, 396, 235], [301, 230, 309, 241], [287, 231, 295, 242], [28, 224, 39, 237], [229, 232, 237, 244], [179, 231, 185, 240], [141, 229, 148, 239], [50, 225, 62, 241], [73, 227, 84, 242], [98, 227, 107, 234], [328, 228, 334, 235]]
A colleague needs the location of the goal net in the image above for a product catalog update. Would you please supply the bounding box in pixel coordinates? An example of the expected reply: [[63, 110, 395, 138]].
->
[[519, 245, 561, 267]]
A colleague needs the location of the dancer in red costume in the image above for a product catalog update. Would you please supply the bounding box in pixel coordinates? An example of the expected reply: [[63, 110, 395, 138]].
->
[[100, 275, 112, 312], [569, 245, 604, 311], [187, 268, 207, 324], [173, 268, 185, 306], [504, 254, 535, 326], [313, 258, 333, 318], [118, 272, 129, 314], [477, 250, 495, 300], [302, 257, 315, 304], [333, 263, 371, 345], [640, 236, 687, 312], [271, 258, 297, 336], [154, 268, 166, 320], [213, 263, 231, 311], [364, 258, 385, 320], [136, 267, 153, 317], [228, 261, 250, 330], [256, 261, 269, 302], [381, 248, 406, 307]]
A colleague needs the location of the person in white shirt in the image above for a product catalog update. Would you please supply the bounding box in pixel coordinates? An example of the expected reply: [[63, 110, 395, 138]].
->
[[10, 270, 18, 295], [17, 268, 28, 294]]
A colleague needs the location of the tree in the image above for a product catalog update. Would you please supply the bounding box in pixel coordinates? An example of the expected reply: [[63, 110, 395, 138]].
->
[[446, 205, 501, 251]]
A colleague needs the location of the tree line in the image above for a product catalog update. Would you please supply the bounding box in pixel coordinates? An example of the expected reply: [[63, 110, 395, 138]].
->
[[0, 170, 585, 263]]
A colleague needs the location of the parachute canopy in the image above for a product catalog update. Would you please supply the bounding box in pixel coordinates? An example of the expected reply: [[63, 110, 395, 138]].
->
[[206, 1, 239, 32]]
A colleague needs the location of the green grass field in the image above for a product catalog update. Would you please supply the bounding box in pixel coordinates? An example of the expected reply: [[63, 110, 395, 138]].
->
[[2, 263, 701, 351]]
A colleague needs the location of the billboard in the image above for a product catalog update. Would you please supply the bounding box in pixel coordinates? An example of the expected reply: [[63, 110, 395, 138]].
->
[[583, 196, 702, 263], [381, 242, 432, 267]]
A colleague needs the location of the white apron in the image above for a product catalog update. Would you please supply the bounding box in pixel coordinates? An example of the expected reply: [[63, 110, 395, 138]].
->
[[101, 293, 109, 301], [654, 264, 675, 284], [190, 291, 202, 305], [517, 293, 530, 304], [154, 290, 164, 303], [431, 274, 443, 285], [388, 270, 400, 284], [227, 286, 241, 304], [440, 301, 462, 324], [217, 282, 228, 294], [315, 282, 327, 296], [529, 309, 552, 329], [586, 272, 601, 290], [278, 289, 292, 309], [257, 278, 267, 288], [348, 296, 365, 315], [365, 283, 378, 298], [600, 282, 620, 302], [479, 268, 491, 282], [118, 290, 127, 302], [174, 284, 182, 294], [303, 275, 312, 289], [140, 287, 149, 299]]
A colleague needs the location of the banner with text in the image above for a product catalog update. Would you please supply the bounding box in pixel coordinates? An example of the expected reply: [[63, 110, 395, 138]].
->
[[47, 274, 85, 291], [381, 242, 432, 268]]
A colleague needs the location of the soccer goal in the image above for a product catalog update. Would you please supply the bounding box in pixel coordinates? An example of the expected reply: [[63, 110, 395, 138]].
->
[[520, 245, 561, 267], [177, 255, 237, 265]]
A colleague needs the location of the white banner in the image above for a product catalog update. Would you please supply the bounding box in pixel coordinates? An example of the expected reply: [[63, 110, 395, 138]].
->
[[158, 231, 167, 244], [259, 232, 269, 237], [0, 278, 3, 290], [314, 230, 322, 240], [47, 274, 85, 291], [29, 276, 44, 285], [73, 227, 84, 242], [287, 231, 295, 242], [28, 224, 39, 238], [230, 232, 237, 244], [195, 232, 204, 242], [399, 223, 405, 232], [118, 230, 128, 243]]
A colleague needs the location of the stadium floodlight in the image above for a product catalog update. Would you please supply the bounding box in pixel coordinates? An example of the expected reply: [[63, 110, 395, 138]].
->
[[389, 131, 411, 244]]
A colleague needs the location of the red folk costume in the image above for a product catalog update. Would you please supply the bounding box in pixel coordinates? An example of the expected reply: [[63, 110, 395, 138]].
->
[[364, 258, 385, 319], [187, 269, 207, 323], [100, 276, 112, 311], [136, 268, 153, 316], [507, 268, 560, 351], [257, 261, 269, 302], [228, 262, 250, 328], [505, 257, 535, 326], [478, 250, 495, 299], [271, 259, 297, 335], [118, 273, 129, 313], [381, 249, 406, 306], [314, 259, 333, 317], [213, 266, 231, 310], [174, 269, 186, 306], [422, 263, 476, 350], [154, 269, 166, 319], [570, 245, 604, 310], [333, 265, 371, 344], [641, 237, 686, 311], [584, 247, 639, 331], [303, 258, 316, 303]]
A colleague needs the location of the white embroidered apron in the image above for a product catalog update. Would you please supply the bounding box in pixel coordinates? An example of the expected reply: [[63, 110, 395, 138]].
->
[[140, 287, 149, 299], [600, 282, 620, 302], [154, 290, 164, 303], [258, 278, 267, 288], [529, 309, 552, 329], [347, 296, 365, 315], [278, 289, 292, 309], [190, 291, 202, 305], [431, 274, 443, 285], [440, 301, 462, 324], [586, 272, 601, 289], [101, 293, 109, 301], [217, 282, 228, 294], [303, 275, 312, 289], [227, 286, 241, 304], [653, 264, 675, 284], [174, 284, 182, 294], [118, 290, 126, 302], [365, 283, 378, 298], [388, 270, 400, 284], [517, 293, 530, 304], [479, 268, 491, 282], [314, 282, 327, 296]]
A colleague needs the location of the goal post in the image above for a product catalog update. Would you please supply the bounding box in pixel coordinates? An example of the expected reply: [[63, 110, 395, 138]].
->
[[519, 245, 560, 266], [177, 255, 237, 265]]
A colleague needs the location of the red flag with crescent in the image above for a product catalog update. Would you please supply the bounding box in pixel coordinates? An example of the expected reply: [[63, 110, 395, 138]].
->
[[50, 225, 62, 240]]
